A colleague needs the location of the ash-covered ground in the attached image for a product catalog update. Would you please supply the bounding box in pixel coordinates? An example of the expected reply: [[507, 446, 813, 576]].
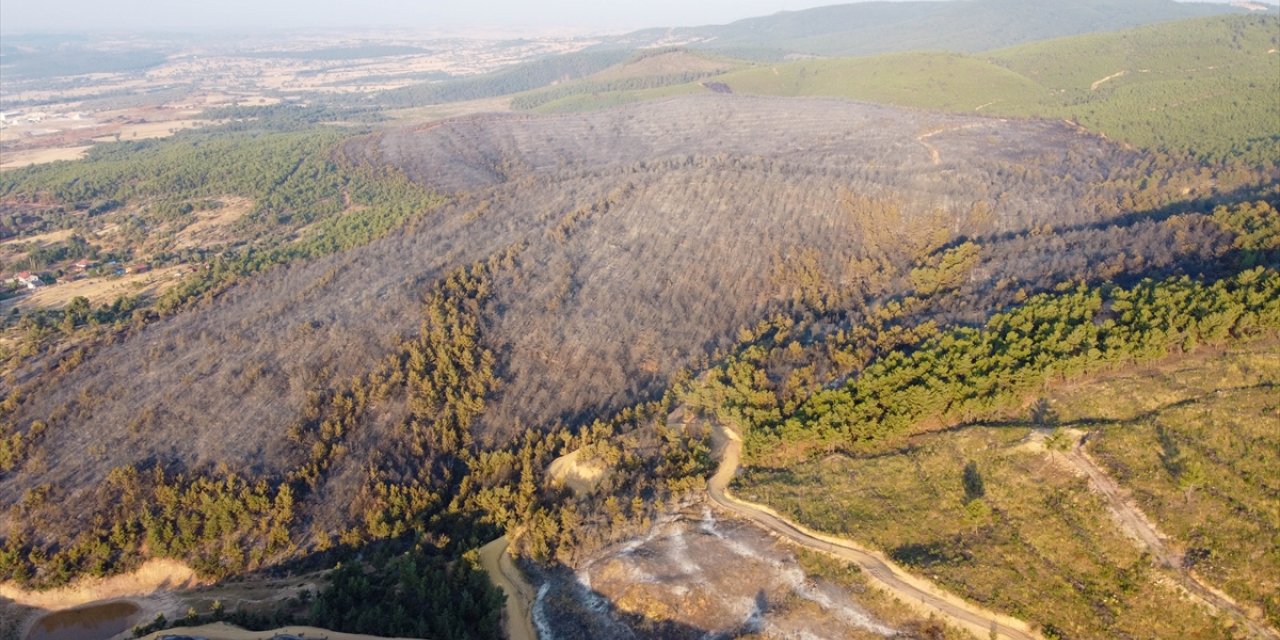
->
[[534, 503, 947, 639]]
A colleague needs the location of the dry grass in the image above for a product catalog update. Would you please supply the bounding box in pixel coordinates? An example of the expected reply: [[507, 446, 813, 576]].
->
[[0, 229, 75, 248], [0, 559, 202, 611], [737, 342, 1280, 638], [90, 119, 215, 143], [0, 146, 91, 171], [1059, 343, 1280, 629], [383, 96, 514, 124], [2, 265, 187, 310], [174, 198, 254, 248], [589, 51, 735, 82]]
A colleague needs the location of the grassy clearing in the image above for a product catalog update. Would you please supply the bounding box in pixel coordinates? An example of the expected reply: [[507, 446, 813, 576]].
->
[[1052, 343, 1280, 627], [715, 53, 1046, 113], [735, 342, 1280, 639], [0, 147, 92, 171]]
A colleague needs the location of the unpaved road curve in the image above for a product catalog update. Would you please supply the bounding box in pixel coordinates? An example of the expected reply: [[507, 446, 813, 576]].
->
[[916, 123, 985, 166], [1062, 436, 1280, 640], [479, 536, 539, 640], [706, 421, 1040, 640]]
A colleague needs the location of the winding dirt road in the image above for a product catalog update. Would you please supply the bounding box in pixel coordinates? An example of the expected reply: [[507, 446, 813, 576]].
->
[[479, 536, 539, 640], [1060, 435, 1279, 640], [705, 421, 1039, 640], [915, 123, 985, 166]]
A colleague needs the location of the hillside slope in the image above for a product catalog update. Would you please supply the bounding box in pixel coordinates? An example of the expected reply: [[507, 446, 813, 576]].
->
[[3, 95, 1241, 551]]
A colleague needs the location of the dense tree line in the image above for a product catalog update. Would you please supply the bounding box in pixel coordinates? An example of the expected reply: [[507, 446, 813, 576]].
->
[[309, 548, 502, 640], [730, 267, 1280, 462]]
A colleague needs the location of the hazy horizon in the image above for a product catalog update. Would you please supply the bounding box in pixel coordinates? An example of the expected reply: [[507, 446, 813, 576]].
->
[[1, 0, 859, 35], [3, 0, 1268, 36]]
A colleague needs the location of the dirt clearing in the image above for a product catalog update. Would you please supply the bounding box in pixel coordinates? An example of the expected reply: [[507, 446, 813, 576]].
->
[[546, 448, 608, 496], [0, 147, 91, 170], [175, 197, 254, 248]]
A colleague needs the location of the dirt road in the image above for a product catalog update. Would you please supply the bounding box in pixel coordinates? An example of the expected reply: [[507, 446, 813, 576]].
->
[[706, 421, 1040, 640], [479, 537, 539, 640], [915, 123, 984, 166], [1061, 436, 1279, 640]]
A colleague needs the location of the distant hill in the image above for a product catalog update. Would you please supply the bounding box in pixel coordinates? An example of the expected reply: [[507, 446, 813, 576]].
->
[[507, 49, 744, 111], [546, 14, 1277, 163], [610, 0, 1265, 57], [711, 14, 1280, 163], [373, 49, 634, 108]]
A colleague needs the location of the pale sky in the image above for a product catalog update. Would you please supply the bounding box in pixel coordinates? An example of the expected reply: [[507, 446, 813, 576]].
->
[[0, 0, 888, 33], [0, 0, 1262, 34]]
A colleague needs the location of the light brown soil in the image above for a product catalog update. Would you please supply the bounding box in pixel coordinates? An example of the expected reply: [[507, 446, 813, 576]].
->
[[90, 119, 215, 143], [1090, 70, 1128, 91], [0, 560, 202, 612], [136, 621, 423, 640], [2, 265, 187, 310], [545, 448, 607, 496], [0, 147, 91, 171], [0, 229, 76, 248], [175, 197, 254, 248], [479, 537, 537, 640]]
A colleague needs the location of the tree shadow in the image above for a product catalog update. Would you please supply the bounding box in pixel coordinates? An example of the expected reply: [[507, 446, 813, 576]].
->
[[936, 181, 1277, 259], [932, 382, 1275, 437]]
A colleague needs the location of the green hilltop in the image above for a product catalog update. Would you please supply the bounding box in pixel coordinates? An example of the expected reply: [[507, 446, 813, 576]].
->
[[613, 0, 1260, 57], [541, 14, 1280, 164]]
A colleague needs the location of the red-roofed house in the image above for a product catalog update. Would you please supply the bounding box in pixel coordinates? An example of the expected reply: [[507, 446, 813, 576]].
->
[[8, 272, 44, 290]]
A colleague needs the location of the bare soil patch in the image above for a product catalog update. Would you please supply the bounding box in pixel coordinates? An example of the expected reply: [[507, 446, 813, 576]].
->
[[90, 119, 214, 143], [0, 147, 91, 171], [0, 560, 201, 612], [137, 622, 422, 640], [175, 198, 254, 248], [546, 448, 608, 496]]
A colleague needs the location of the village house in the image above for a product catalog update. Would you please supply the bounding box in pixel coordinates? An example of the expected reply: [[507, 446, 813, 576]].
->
[[7, 272, 45, 290]]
